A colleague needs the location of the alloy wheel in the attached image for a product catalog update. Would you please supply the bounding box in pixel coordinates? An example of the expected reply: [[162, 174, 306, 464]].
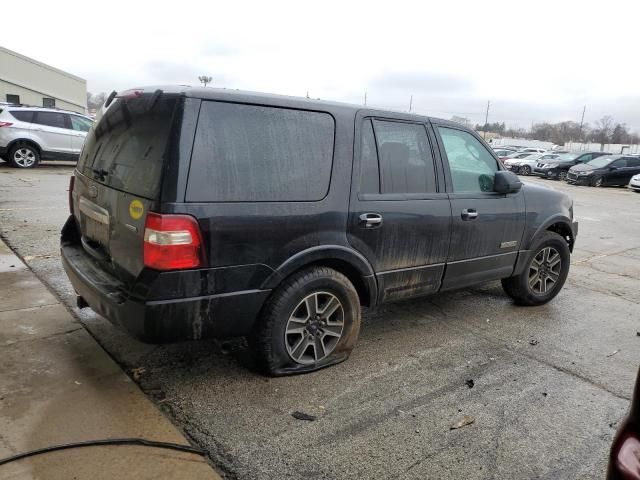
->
[[594, 177, 604, 187], [521, 165, 531, 175], [559, 171, 568, 181], [528, 247, 562, 295], [284, 291, 344, 364], [13, 147, 36, 168]]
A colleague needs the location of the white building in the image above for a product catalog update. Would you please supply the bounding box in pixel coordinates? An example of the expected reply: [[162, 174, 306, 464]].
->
[[0, 46, 86, 114]]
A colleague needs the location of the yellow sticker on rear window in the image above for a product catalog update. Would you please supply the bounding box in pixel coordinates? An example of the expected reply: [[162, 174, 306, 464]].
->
[[129, 200, 144, 220]]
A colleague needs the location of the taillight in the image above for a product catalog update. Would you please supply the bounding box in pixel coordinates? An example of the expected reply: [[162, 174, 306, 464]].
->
[[68, 175, 75, 215], [0, 121, 13, 127], [143, 213, 204, 271]]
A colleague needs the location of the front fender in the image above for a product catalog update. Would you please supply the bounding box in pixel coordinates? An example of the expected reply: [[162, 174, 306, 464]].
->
[[525, 214, 575, 251]]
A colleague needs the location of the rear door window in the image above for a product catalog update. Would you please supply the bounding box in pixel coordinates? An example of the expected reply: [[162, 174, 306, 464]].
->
[[372, 120, 437, 194], [77, 96, 179, 200], [9, 111, 34, 123], [34, 111, 67, 129], [187, 102, 335, 202]]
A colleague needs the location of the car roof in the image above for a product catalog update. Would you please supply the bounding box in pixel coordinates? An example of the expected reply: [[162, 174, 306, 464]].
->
[[5, 105, 92, 119], [128, 85, 457, 125]]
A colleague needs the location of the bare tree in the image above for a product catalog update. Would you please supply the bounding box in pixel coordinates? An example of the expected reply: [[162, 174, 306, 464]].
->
[[86, 92, 106, 111], [592, 115, 614, 148]]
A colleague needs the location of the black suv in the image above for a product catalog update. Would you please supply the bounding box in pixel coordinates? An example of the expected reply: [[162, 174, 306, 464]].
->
[[567, 154, 640, 187], [61, 87, 578, 375], [534, 151, 610, 181]]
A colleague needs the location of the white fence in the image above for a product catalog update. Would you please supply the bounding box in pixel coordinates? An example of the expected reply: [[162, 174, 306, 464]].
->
[[489, 138, 556, 149], [562, 142, 640, 154]]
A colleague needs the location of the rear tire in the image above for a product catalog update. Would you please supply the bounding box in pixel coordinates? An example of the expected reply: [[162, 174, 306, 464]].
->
[[501, 232, 570, 306], [8, 144, 40, 168], [558, 170, 568, 181], [251, 267, 361, 376]]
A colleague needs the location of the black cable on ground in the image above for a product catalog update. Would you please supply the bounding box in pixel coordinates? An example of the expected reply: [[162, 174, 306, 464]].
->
[[0, 438, 206, 467]]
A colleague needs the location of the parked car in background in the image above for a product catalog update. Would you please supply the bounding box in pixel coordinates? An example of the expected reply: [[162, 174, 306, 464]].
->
[[607, 367, 640, 479], [0, 105, 93, 168], [567, 155, 640, 187], [61, 86, 577, 376], [519, 147, 547, 154], [508, 153, 561, 175], [493, 148, 517, 160], [535, 152, 610, 181], [628, 174, 640, 192], [503, 153, 542, 174]]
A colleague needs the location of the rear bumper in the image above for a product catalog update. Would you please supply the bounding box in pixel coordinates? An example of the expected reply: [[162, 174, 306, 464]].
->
[[61, 218, 271, 343]]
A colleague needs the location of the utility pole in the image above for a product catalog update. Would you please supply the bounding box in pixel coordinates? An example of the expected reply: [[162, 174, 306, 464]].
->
[[364, 91, 367, 106], [483, 100, 490, 139], [409, 95, 413, 112], [579, 105, 586, 141]]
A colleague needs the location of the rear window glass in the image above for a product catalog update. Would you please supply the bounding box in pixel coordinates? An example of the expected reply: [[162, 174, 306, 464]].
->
[[187, 102, 335, 202], [10, 111, 34, 123], [78, 96, 178, 199]]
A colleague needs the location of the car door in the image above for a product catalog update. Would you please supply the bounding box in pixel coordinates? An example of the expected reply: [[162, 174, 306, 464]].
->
[[626, 158, 640, 182], [32, 111, 73, 155], [347, 114, 451, 303], [605, 157, 629, 185], [69, 114, 92, 153], [433, 123, 526, 290]]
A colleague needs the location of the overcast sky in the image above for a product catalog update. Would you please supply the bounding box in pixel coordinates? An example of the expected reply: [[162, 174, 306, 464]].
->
[[5, 0, 640, 130]]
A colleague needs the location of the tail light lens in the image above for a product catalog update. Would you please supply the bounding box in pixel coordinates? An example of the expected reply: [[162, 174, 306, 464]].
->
[[0, 121, 13, 127], [143, 213, 204, 271], [68, 175, 75, 215]]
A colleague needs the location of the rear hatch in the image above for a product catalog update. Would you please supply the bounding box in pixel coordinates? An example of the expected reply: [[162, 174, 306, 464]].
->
[[72, 90, 183, 282]]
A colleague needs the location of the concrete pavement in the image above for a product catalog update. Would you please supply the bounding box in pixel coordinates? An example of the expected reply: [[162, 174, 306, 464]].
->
[[0, 239, 221, 479], [1, 163, 639, 479]]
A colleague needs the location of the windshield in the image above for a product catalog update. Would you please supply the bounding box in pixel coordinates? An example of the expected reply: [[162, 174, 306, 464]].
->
[[587, 156, 613, 168]]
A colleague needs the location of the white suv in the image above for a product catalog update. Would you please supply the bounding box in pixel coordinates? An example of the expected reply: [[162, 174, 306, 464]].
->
[[0, 105, 93, 168]]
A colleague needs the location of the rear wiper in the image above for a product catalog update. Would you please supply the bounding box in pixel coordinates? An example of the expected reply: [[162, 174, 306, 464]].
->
[[92, 168, 108, 181]]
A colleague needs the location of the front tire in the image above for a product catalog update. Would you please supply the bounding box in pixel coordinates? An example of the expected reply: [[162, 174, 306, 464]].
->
[[592, 176, 604, 187], [8, 144, 40, 168], [502, 232, 570, 306], [251, 267, 361, 376], [520, 165, 532, 176]]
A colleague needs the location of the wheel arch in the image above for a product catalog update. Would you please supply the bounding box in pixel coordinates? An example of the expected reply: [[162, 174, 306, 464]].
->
[[7, 138, 42, 155], [262, 246, 377, 307], [527, 215, 575, 253]]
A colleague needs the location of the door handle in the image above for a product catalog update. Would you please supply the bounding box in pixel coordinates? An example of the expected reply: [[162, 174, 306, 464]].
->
[[359, 213, 383, 228], [461, 208, 478, 220]]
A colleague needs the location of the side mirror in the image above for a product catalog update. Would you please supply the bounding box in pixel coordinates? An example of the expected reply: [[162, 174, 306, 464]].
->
[[494, 170, 522, 194]]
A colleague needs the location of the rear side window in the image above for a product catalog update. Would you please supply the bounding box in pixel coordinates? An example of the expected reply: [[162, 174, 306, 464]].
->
[[373, 120, 437, 194], [34, 111, 67, 129], [627, 157, 640, 167], [70, 115, 92, 132], [187, 102, 335, 202], [9, 111, 34, 123], [78, 96, 179, 200]]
